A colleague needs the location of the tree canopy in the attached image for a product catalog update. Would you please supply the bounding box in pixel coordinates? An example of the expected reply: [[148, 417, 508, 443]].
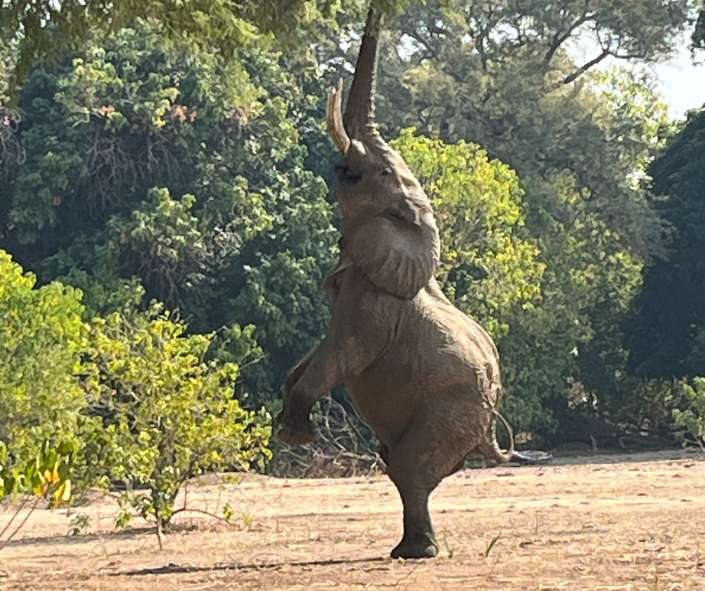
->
[[625, 109, 705, 378], [0, 20, 339, 400]]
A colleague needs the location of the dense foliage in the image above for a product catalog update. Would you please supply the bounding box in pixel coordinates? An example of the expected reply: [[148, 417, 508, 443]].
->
[[0, 250, 271, 540], [0, 20, 338, 401], [1, 0, 704, 505], [0, 0, 342, 92], [0, 250, 85, 495], [625, 108, 705, 379]]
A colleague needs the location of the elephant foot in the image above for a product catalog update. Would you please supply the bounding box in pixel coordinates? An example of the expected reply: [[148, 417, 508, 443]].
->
[[390, 535, 439, 560], [277, 420, 316, 445]]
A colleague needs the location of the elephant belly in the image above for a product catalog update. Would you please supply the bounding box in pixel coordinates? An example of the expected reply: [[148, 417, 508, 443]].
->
[[343, 293, 502, 449], [345, 375, 418, 448]]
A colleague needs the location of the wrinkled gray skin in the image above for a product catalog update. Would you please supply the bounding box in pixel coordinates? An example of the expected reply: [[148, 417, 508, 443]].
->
[[278, 8, 528, 560]]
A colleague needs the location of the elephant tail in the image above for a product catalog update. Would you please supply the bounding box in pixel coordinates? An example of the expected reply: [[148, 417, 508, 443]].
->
[[479, 385, 553, 466], [482, 397, 516, 465], [474, 365, 514, 464]]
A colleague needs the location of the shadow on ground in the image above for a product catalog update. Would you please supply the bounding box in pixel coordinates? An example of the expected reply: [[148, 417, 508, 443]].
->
[[117, 556, 390, 577], [0, 524, 192, 548]]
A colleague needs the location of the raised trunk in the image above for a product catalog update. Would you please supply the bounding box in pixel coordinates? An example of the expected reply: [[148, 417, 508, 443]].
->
[[343, 7, 382, 138]]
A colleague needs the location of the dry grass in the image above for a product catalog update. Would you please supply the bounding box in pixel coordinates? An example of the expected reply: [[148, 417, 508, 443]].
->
[[1, 449, 704, 590]]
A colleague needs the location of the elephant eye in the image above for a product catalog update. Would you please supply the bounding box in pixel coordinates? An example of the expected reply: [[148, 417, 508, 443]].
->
[[381, 167, 392, 176]]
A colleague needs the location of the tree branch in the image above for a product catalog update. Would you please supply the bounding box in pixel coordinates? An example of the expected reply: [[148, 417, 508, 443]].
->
[[542, 9, 596, 69], [560, 47, 610, 85]]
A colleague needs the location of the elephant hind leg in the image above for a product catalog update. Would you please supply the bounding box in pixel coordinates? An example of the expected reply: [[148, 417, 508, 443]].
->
[[389, 485, 437, 560], [386, 413, 476, 559]]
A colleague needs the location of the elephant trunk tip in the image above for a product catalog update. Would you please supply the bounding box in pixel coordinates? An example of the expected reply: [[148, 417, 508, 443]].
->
[[343, 5, 384, 139], [364, 5, 383, 38]]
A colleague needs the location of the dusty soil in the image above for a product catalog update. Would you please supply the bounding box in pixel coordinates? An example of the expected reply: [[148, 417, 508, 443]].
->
[[1, 449, 704, 590]]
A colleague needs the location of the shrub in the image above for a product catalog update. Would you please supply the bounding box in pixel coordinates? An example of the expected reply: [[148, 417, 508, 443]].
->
[[673, 378, 705, 450], [0, 250, 85, 499], [0, 250, 83, 549], [82, 304, 272, 536]]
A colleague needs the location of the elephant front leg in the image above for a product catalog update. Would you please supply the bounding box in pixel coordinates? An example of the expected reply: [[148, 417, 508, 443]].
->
[[278, 339, 343, 446], [278, 408, 317, 446]]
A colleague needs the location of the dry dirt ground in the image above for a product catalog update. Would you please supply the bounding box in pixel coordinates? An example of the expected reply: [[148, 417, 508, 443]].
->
[[1, 450, 704, 590]]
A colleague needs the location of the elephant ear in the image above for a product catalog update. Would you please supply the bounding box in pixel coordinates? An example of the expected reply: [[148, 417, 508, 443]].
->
[[346, 204, 440, 299]]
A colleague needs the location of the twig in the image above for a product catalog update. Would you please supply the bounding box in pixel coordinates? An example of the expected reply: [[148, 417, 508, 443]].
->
[[271, 397, 381, 478], [0, 497, 29, 541], [170, 507, 238, 527], [0, 497, 40, 552]]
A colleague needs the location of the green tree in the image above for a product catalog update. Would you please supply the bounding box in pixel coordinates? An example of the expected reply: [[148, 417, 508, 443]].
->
[[625, 107, 705, 378], [2, 20, 339, 400], [0, 1, 326, 92], [373, 3, 680, 255], [359, 2, 679, 438], [83, 304, 272, 534], [501, 172, 644, 435], [0, 249, 85, 500]]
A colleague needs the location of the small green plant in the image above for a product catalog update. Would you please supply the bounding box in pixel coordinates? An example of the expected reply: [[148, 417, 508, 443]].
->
[[83, 304, 271, 547], [673, 378, 705, 450], [439, 530, 456, 559], [222, 503, 235, 523], [67, 512, 91, 536]]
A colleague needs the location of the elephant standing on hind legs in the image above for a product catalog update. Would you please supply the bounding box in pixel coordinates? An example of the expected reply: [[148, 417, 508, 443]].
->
[[277, 6, 549, 560]]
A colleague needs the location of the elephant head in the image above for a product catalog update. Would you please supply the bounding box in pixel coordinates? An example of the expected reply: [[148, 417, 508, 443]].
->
[[327, 8, 440, 299]]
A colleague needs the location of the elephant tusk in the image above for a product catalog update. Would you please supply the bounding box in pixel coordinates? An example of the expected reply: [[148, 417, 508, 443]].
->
[[327, 79, 350, 154]]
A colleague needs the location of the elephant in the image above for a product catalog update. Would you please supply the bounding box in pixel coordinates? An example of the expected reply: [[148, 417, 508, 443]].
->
[[277, 6, 548, 560]]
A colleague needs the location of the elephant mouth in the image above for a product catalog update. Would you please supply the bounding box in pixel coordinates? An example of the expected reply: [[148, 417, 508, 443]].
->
[[335, 164, 362, 184]]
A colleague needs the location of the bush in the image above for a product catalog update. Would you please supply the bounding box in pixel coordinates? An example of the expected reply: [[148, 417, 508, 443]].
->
[[82, 304, 272, 534], [0, 250, 85, 498], [673, 378, 705, 450]]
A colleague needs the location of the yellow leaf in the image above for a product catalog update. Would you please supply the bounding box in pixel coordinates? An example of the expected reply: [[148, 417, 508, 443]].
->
[[54, 480, 72, 504], [62, 479, 72, 502]]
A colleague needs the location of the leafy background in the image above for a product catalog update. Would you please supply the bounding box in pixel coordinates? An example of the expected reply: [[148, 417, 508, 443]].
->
[[1, 0, 705, 519]]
